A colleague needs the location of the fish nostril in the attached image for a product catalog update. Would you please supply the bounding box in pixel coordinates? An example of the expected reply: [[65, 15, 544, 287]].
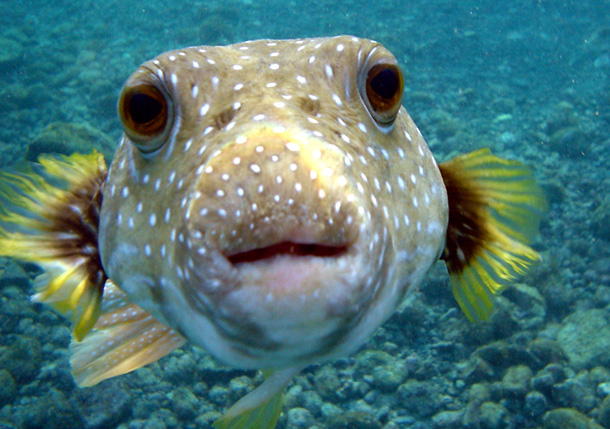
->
[[214, 106, 239, 129], [298, 96, 320, 116]]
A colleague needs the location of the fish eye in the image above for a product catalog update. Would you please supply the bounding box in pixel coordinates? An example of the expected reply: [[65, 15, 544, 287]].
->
[[118, 83, 170, 152], [363, 63, 404, 126]]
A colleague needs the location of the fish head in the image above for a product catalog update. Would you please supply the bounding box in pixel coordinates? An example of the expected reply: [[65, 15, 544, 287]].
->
[[99, 36, 447, 368]]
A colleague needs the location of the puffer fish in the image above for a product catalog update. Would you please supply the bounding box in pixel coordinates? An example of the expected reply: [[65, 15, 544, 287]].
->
[[0, 36, 546, 428]]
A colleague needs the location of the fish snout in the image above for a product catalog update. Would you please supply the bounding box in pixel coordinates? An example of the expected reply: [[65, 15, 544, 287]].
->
[[186, 127, 362, 266]]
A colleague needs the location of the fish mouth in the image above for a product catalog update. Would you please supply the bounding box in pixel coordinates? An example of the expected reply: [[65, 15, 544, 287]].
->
[[226, 241, 349, 265]]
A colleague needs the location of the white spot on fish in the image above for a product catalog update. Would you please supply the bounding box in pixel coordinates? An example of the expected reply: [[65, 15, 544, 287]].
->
[[285, 142, 300, 152]]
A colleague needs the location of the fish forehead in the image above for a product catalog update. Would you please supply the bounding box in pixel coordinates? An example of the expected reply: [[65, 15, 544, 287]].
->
[[127, 36, 397, 165], [148, 35, 380, 110]]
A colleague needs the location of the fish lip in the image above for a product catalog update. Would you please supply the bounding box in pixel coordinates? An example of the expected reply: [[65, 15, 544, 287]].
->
[[225, 241, 350, 266]]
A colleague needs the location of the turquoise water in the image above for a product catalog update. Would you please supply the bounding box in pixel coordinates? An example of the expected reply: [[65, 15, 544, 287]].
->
[[1, 0, 610, 427]]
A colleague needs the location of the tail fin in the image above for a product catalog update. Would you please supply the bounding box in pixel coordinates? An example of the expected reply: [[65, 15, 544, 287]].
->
[[0, 152, 108, 340], [438, 148, 547, 322]]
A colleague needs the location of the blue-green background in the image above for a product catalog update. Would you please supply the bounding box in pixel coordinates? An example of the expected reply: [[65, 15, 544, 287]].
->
[[1, 0, 610, 427]]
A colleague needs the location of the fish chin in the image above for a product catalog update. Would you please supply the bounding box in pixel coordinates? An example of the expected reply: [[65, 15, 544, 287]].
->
[[182, 223, 377, 368], [225, 245, 370, 366]]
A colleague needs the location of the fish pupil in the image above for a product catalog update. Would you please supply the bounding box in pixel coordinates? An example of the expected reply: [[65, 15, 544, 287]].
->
[[370, 68, 399, 99], [129, 93, 163, 124], [363, 63, 403, 125]]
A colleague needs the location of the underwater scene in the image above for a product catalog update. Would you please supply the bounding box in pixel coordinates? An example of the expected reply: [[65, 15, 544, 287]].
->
[[1, 0, 610, 428]]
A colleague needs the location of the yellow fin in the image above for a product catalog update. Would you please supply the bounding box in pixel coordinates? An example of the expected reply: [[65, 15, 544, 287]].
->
[[0, 151, 108, 340], [438, 148, 547, 322], [213, 367, 301, 429], [70, 281, 186, 387]]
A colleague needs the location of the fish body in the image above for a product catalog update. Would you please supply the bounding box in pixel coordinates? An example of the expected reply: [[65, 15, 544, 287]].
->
[[101, 36, 446, 370], [0, 36, 546, 427]]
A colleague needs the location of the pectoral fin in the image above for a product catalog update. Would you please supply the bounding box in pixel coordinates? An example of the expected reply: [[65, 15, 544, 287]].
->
[[70, 281, 186, 387], [439, 148, 547, 321], [0, 151, 108, 340]]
